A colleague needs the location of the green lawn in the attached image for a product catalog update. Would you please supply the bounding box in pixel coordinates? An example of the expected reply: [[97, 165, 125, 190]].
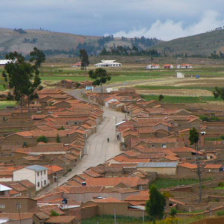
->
[[82, 215, 204, 224], [141, 94, 221, 104], [0, 101, 17, 109], [151, 178, 200, 189], [136, 85, 214, 91]]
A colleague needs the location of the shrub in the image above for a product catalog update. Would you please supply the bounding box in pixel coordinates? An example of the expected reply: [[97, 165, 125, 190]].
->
[[37, 135, 48, 143], [50, 210, 60, 216], [218, 182, 224, 187], [217, 210, 224, 216], [56, 134, 61, 143], [170, 208, 177, 217]]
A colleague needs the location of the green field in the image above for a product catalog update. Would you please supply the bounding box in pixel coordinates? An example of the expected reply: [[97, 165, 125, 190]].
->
[[141, 95, 221, 104], [82, 215, 203, 224], [151, 178, 200, 189], [0, 101, 16, 109]]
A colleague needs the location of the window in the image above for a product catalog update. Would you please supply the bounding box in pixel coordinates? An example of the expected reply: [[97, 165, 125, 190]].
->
[[162, 144, 167, 148], [37, 182, 40, 187], [37, 172, 39, 176], [16, 203, 22, 210], [44, 170, 46, 175], [44, 180, 46, 185], [0, 204, 5, 209]]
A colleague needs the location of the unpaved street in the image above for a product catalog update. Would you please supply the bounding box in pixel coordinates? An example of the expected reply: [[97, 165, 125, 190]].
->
[[37, 105, 125, 196]]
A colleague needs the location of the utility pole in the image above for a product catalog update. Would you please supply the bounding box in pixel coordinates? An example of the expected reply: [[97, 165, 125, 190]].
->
[[114, 209, 117, 224]]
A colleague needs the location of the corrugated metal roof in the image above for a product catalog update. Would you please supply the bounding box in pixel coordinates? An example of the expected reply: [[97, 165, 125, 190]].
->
[[26, 165, 47, 172], [0, 184, 12, 192], [137, 162, 178, 168]]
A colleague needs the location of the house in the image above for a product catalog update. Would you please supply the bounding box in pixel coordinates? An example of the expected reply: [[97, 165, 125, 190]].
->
[[146, 64, 160, 70], [137, 162, 178, 175], [72, 62, 82, 68], [13, 165, 48, 191], [95, 60, 122, 67], [0, 197, 37, 213], [164, 64, 174, 69], [0, 60, 13, 66]]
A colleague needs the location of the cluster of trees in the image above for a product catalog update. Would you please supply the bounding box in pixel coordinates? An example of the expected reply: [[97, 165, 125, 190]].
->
[[210, 51, 224, 59], [13, 28, 27, 34], [2, 47, 45, 108], [23, 38, 38, 44], [100, 45, 160, 56]]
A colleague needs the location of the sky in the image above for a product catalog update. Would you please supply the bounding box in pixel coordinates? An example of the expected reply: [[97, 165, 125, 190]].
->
[[1, 0, 224, 41]]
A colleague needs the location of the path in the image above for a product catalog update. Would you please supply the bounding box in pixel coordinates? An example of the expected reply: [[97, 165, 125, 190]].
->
[[37, 98, 125, 196]]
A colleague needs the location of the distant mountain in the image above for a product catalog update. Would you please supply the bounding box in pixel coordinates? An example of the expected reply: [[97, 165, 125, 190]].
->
[[153, 29, 224, 57], [0, 28, 160, 58]]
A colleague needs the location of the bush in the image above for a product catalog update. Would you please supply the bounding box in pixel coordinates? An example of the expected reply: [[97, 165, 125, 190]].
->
[[217, 210, 224, 216], [37, 135, 48, 143], [218, 182, 224, 187], [170, 208, 177, 217], [56, 134, 61, 143], [50, 210, 60, 216]]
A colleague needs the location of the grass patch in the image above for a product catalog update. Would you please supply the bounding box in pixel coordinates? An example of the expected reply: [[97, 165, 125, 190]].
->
[[136, 85, 214, 91], [0, 101, 17, 109], [141, 94, 221, 104], [151, 178, 199, 189], [82, 215, 205, 224]]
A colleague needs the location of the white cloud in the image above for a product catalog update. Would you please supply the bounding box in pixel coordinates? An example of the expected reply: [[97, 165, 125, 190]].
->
[[113, 10, 224, 40]]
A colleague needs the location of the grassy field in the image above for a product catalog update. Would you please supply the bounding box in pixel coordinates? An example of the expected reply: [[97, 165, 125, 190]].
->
[[82, 215, 204, 224], [151, 178, 200, 189], [0, 101, 16, 109], [141, 94, 221, 104]]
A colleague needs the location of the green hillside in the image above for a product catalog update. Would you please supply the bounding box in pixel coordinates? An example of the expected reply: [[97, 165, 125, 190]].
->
[[154, 29, 224, 57], [0, 28, 159, 58]]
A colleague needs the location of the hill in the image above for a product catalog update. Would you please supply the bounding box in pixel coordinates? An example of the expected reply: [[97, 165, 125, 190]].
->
[[0, 28, 159, 58], [153, 29, 224, 57]]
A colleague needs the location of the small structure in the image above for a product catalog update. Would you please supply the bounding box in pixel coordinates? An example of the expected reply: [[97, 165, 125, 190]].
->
[[13, 165, 48, 191], [95, 60, 122, 67], [146, 64, 160, 70], [177, 72, 185, 78], [164, 64, 174, 69], [86, 86, 94, 91], [177, 64, 193, 69]]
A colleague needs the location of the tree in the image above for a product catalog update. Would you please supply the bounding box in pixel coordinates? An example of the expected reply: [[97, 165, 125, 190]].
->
[[89, 68, 111, 92], [79, 49, 89, 70], [37, 136, 48, 143], [146, 185, 166, 222], [2, 48, 45, 108], [158, 94, 164, 101], [56, 134, 61, 143], [189, 127, 202, 203], [213, 87, 224, 100], [170, 207, 177, 218]]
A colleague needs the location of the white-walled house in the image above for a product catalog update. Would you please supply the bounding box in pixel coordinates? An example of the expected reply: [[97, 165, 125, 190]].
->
[[13, 165, 48, 191], [0, 60, 13, 66], [95, 60, 122, 67], [146, 64, 160, 70]]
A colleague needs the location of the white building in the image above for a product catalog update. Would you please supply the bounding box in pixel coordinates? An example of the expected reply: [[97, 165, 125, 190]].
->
[[177, 72, 185, 78], [146, 64, 160, 70], [0, 60, 13, 66], [95, 60, 122, 67], [13, 165, 48, 191]]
